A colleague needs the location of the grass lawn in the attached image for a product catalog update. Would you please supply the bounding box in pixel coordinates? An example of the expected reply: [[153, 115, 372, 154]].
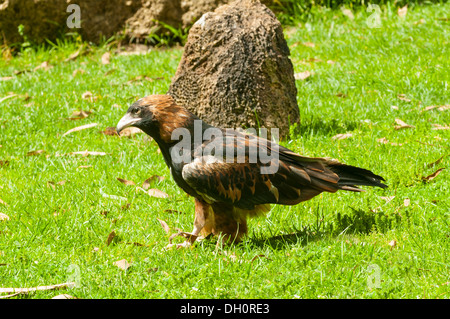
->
[[0, 3, 449, 299]]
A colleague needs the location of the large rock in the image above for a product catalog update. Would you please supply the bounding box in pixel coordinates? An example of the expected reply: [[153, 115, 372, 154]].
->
[[168, 0, 299, 139], [0, 0, 241, 44]]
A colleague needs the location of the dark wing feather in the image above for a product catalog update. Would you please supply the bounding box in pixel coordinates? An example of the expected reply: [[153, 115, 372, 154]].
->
[[181, 129, 386, 211]]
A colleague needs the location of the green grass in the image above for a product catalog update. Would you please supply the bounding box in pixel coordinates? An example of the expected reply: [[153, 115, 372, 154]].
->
[[0, 3, 449, 299]]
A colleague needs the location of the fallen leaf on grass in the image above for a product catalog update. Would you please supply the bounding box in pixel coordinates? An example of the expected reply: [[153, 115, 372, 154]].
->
[[113, 259, 130, 270], [431, 124, 450, 130], [302, 42, 316, 48], [427, 155, 447, 168], [26, 149, 46, 156], [81, 91, 97, 102], [52, 294, 76, 299], [404, 198, 410, 207], [341, 8, 354, 20], [294, 71, 311, 80], [332, 133, 352, 140], [62, 123, 98, 137], [101, 52, 111, 65], [118, 127, 143, 137], [388, 240, 397, 250], [67, 150, 108, 156], [33, 61, 52, 72], [0, 94, 18, 104], [0, 76, 13, 81], [0, 213, 10, 221], [377, 137, 403, 146], [77, 165, 92, 169], [106, 230, 116, 246], [335, 92, 347, 98], [99, 127, 118, 136], [67, 110, 92, 120], [423, 104, 450, 112], [398, 5, 408, 18], [0, 282, 75, 298], [147, 188, 169, 199], [394, 119, 414, 130], [157, 218, 171, 234], [397, 94, 411, 102], [142, 175, 165, 190], [422, 168, 445, 182], [117, 178, 135, 186], [99, 188, 127, 201]]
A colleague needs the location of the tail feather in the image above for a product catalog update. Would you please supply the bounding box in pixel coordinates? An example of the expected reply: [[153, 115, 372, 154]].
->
[[327, 162, 388, 191]]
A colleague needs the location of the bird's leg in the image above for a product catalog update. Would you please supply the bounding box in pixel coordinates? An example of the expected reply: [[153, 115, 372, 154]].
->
[[211, 204, 248, 246], [165, 199, 213, 249]]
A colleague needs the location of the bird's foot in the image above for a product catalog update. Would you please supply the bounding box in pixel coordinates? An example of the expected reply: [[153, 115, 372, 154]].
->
[[164, 231, 198, 250]]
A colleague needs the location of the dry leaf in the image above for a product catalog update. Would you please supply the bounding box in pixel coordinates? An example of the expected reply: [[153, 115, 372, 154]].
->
[[62, 123, 98, 137], [26, 149, 45, 156], [397, 94, 411, 102], [47, 181, 56, 190], [327, 60, 336, 64], [422, 168, 445, 182], [33, 61, 52, 72], [404, 198, 410, 207], [294, 70, 311, 80], [0, 282, 75, 295], [52, 294, 75, 299], [81, 91, 97, 102], [68, 110, 92, 120], [117, 178, 135, 186], [1, 93, 20, 104], [302, 42, 315, 48], [101, 52, 111, 65], [332, 133, 352, 140], [119, 127, 143, 137], [68, 151, 108, 156], [106, 230, 116, 246], [423, 104, 450, 112], [398, 5, 408, 18], [394, 118, 414, 130], [100, 189, 127, 201], [427, 155, 446, 168], [147, 188, 169, 199], [388, 240, 397, 250], [336, 92, 347, 98], [377, 137, 389, 144], [157, 218, 171, 234], [341, 8, 354, 20], [113, 259, 130, 270], [0, 76, 13, 81], [0, 213, 10, 221], [65, 48, 83, 62], [77, 165, 92, 169], [431, 124, 450, 130], [142, 175, 165, 190], [100, 127, 118, 136]]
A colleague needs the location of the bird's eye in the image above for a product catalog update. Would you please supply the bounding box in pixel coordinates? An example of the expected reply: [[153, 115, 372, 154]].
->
[[132, 108, 140, 115]]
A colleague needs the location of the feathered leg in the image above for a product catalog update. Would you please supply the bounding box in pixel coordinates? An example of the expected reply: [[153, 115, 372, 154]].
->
[[165, 199, 214, 249]]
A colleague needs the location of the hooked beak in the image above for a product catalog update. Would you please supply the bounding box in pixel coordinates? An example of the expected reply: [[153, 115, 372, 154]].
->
[[116, 113, 141, 135]]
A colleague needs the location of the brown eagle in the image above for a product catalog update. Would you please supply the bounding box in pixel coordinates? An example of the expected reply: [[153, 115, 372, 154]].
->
[[116, 95, 387, 248]]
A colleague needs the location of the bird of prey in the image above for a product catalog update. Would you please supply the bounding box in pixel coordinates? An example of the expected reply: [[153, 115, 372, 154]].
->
[[116, 95, 387, 248]]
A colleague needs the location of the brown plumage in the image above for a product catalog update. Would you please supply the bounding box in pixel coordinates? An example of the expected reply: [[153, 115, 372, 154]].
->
[[116, 95, 387, 248]]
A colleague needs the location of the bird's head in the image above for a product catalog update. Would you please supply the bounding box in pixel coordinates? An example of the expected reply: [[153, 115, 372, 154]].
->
[[116, 94, 194, 143]]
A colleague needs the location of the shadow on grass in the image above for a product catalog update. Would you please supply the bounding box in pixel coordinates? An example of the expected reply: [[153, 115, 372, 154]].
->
[[248, 228, 327, 250], [290, 117, 360, 138]]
